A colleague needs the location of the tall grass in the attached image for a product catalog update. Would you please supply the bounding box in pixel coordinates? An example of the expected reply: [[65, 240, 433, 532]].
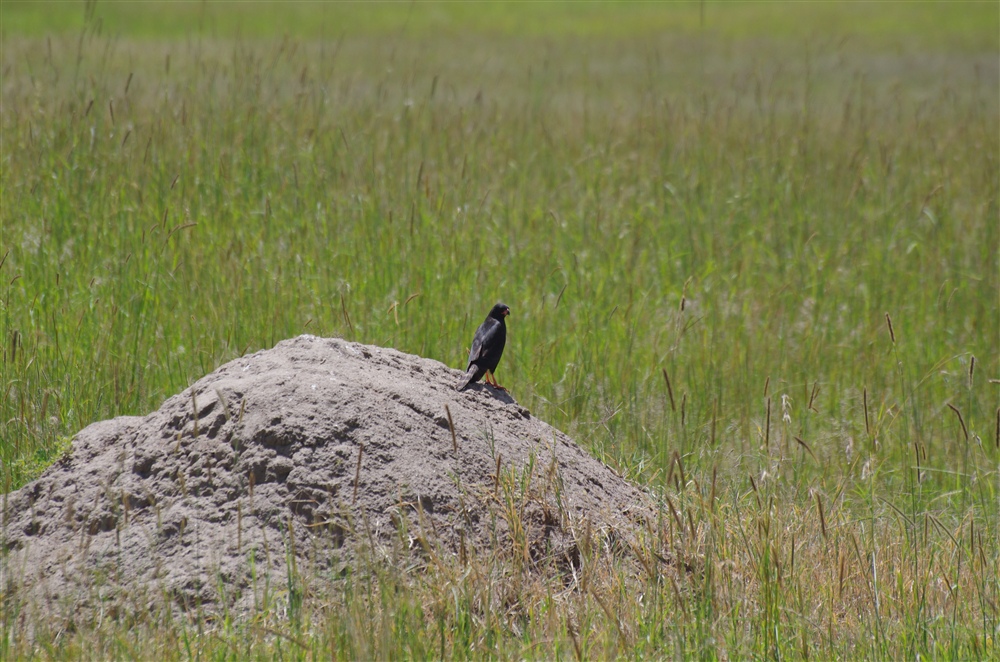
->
[[2, 2, 998, 658]]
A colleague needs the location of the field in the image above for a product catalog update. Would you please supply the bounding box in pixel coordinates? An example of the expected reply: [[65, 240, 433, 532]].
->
[[2, 1, 998, 658]]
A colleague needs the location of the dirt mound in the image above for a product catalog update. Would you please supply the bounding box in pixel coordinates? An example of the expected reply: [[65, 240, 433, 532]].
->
[[1, 335, 655, 621]]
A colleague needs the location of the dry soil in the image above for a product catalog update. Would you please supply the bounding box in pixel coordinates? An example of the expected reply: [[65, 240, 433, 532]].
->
[[2, 335, 655, 622]]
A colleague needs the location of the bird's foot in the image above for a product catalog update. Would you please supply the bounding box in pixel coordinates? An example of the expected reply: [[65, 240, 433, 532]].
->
[[484, 372, 507, 392]]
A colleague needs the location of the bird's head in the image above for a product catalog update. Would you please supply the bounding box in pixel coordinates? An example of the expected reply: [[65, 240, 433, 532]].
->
[[491, 302, 510, 319]]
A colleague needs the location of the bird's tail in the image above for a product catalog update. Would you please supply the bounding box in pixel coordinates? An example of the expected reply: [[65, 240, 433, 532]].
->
[[455, 366, 478, 391]]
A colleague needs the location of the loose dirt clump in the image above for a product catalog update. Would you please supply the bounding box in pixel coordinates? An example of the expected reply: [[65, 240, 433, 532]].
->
[[1, 335, 657, 623]]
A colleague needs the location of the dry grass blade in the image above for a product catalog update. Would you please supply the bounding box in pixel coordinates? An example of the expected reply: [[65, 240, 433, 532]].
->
[[445, 404, 457, 452], [926, 513, 961, 549], [878, 497, 914, 527], [884, 312, 896, 344], [665, 496, 683, 531], [494, 454, 502, 495], [863, 386, 871, 440], [662, 368, 676, 412], [808, 381, 820, 412], [353, 443, 364, 505], [566, 615, 584, 662], [589, 586, 630, 650], [765, 396, 771, 448], [794, 436, 816, 460], [946, 403, 969, 441], [340, 292, 354, 335]]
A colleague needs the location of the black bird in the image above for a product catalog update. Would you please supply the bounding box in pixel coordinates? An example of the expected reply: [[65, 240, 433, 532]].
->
[[456, 302, 510, 391]]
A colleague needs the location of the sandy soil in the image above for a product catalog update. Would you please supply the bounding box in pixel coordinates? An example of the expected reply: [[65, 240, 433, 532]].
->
[[1, 335, 655, 622]]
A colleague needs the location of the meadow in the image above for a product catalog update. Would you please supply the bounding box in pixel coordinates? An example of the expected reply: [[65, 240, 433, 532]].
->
[[1, 1, 998, 658]]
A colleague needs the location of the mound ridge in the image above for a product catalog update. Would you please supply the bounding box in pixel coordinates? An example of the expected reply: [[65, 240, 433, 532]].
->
[[2, 335, 655, 620]]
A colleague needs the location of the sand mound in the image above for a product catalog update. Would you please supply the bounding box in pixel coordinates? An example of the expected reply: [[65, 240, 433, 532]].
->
[[1, 335, 655, 621]]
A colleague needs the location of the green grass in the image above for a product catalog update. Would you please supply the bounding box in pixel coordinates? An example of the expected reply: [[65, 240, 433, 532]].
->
[[2, 1, 998, 658], [2, 1, 994, 47]]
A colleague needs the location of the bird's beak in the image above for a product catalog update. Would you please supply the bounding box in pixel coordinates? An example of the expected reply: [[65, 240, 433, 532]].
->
[[504, 309, 510, 317]]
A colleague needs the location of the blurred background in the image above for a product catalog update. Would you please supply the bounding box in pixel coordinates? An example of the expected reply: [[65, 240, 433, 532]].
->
[[2, 0, 997, 497]]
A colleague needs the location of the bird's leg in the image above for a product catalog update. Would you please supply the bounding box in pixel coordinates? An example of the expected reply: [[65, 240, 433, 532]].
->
[[486, 371, 507, 391]]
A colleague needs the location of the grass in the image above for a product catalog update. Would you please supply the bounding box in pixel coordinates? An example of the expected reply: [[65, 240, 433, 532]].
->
[[2, 1, 998, 658]]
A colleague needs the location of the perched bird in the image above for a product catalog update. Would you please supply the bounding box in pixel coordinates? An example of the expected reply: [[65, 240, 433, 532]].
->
[[456, 302, 510, 391]]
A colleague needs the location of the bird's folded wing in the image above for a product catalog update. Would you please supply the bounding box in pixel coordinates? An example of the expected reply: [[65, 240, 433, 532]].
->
[[467, 335, 483, 365], [467, 319, 500, 364]]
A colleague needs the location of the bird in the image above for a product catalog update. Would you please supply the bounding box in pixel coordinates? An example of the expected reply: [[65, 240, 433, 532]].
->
[[456, 302, 510, 391]]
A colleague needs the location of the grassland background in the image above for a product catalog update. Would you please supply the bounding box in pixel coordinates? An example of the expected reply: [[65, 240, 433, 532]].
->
[[1, 1, 998, 659]]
